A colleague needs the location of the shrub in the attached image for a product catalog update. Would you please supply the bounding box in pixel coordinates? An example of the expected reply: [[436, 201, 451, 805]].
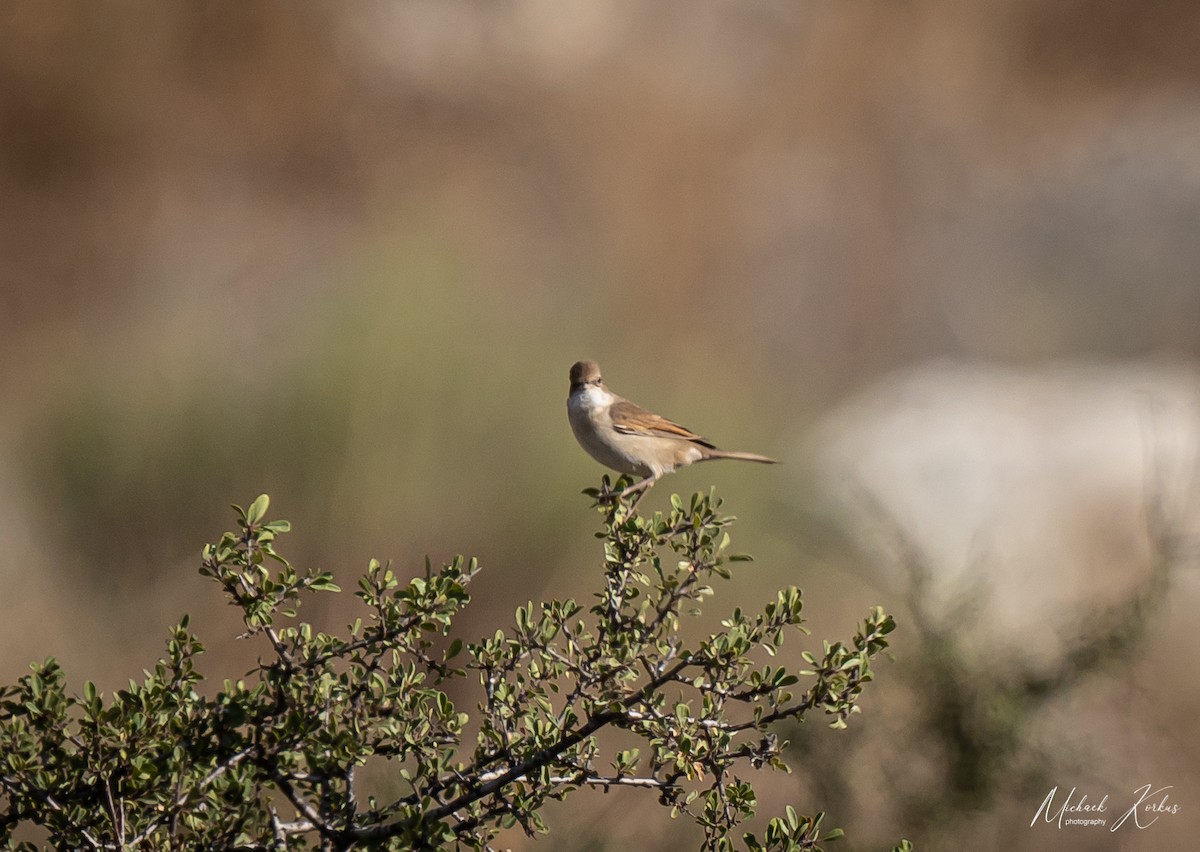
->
[[1, 482, 905, 851]]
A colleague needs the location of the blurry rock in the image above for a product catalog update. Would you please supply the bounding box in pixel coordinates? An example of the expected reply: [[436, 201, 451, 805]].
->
[[798, 359, 1200, 673]]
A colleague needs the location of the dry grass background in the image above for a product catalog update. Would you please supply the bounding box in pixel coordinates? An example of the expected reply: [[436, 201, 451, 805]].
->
[[2, 2, 1199, 849]]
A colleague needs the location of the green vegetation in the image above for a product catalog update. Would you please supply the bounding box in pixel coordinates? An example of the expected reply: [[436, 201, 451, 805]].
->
[[0, 483, 904, 851]]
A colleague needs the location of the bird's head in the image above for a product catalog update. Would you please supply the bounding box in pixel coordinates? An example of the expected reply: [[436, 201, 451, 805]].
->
[[569, 360, 604, 394]]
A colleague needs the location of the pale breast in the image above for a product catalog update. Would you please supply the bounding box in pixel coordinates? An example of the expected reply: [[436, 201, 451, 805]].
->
[[567, 388, 652, 476]]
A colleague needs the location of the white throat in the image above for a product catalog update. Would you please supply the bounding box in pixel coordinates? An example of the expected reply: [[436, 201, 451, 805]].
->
[[570, 384, 614, 412]]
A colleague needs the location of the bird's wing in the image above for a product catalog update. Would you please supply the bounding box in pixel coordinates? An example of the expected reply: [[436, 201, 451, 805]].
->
[[610, 399, 717, 448]]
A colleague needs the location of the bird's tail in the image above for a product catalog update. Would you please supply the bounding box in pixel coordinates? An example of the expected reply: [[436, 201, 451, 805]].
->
[[701, 449, 778, 465]]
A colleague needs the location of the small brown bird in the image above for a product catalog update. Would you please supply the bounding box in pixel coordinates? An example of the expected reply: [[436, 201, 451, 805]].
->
[[566, 360, 776, 497]]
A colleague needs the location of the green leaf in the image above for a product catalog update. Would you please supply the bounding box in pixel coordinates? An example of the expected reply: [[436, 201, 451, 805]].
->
[[246, 493, 270, 526], [309, 573, 341, 593]]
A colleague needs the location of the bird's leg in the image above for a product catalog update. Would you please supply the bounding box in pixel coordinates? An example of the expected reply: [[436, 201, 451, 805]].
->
[[627, 488, 650, 512], [620, 474, 659, 510], [620, 475, 657, 497]]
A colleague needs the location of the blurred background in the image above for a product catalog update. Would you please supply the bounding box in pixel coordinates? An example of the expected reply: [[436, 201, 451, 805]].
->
[[2, 2, 1198, 849]]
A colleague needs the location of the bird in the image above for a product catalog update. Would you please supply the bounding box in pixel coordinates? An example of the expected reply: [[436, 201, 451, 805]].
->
[[566, 359, 776, 499]]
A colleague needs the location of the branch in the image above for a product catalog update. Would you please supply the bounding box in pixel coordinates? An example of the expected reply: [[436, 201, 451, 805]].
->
[[272, 771, 342, 843], [0, 779, 105, 851], [354, 658, 692, 843], [551, 774, 667, 790], [120, 747, 257, 848]]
